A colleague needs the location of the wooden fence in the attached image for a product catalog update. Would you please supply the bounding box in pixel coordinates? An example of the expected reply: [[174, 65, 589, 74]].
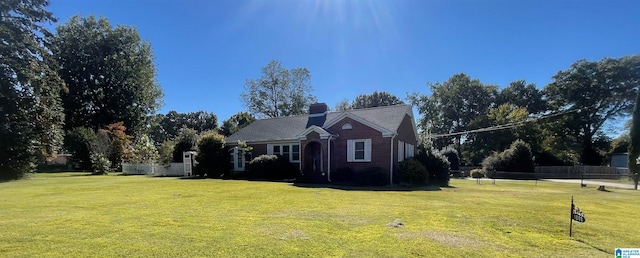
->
[[455, 166, 628, 179], [534, 166, 623, 179]]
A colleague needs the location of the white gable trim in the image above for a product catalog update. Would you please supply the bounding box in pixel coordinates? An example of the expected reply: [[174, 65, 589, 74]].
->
[[324, 113, 396, 137], [406, 107, 420, 143], [296, 125, 336, 140]]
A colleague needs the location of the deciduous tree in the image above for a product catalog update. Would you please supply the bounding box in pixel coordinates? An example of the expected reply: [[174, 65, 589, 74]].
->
[[241, 60, 317, 118], [53, 15, 163, 136], [130, 134, 159, 163], [172, 128, 199, 162], [410, 73, 497, 150], [220, 112, 256, 136], [351, 91, 404, 109], [544, 55, 640, 165], [0, 0, 65, 179], [150, 110, 218, 143], [334, 98, 351, 111], [629, 82, 640, 190]]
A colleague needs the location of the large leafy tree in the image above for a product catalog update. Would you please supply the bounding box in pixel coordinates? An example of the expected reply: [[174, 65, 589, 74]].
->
[[241, 60, 317, 118], [149, 110, 218, 143], [629, 85, 640, 190], [351, 91, 404, 109], [411, 73, 498, 149], [462, 104, 532, 165], [220, 112, 256, 136], [544, 55, 640, 165], [497, 80, 546, 114], [1, 0, 65, 179], [53, 15, 163, 136]]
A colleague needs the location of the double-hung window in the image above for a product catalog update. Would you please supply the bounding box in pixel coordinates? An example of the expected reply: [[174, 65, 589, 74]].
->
[[267, 144, 300, 162], [398, 141, 415, 162], [347, 139, 371, 162]]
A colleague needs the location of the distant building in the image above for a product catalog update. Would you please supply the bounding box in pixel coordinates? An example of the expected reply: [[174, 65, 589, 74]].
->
[[610, 153, 628, 168]]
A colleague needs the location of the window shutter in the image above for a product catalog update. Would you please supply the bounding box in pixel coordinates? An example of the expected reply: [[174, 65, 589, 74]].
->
[[407, 144, 414, 158], [398, 141, 404, 162], [267, 144, 274, 155], [364, 139, 372, 162], [347, 140, 354, 162]]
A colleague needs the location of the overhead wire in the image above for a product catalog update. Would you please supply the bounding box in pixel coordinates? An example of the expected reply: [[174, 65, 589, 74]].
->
[[426, 103, 593, 139]]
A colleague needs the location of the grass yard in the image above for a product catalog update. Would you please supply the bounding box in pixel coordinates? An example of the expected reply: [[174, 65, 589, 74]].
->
[[1, 173, 638, 257]]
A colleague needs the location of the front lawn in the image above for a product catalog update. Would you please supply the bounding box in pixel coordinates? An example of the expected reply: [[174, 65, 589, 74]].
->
[[0, 173, 637, 257]]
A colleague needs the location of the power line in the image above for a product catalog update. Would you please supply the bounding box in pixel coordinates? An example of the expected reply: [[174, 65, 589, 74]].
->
[[427, 104, 588, 139]]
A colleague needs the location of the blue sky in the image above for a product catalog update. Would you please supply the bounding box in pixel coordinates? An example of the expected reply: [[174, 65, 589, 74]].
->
[[48, 0, 639, 129]]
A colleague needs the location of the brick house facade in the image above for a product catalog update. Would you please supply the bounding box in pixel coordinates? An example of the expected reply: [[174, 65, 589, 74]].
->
[[226, 104, 419, 184]]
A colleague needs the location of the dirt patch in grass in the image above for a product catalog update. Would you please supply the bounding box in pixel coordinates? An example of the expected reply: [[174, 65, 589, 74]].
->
[[279, 229, 311, 241], [398, 231, 483, 248]]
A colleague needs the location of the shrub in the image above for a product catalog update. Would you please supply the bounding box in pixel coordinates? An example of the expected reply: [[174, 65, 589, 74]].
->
[[398, 158, 429, 185], [64, 127, 96, 170], [352, 167, 388, 186], [482, 140, 535, 179], [130, 134, 159, 163], [470, 169, 484, 178], [194, 132, 227, 178], [439, 146, 460, 170], [172, 128, 199, 162], [90, 153, 111, 175], [158, 140, 174, 164], [533, 150, 566, 166], [103, 122, 133, 171], [331, 167, 354, 182], [415, 145, 450, 186], [247, 155, 297, 180]]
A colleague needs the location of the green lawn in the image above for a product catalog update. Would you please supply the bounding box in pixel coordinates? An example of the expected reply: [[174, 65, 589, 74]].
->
[[1, 173, 638, 257]]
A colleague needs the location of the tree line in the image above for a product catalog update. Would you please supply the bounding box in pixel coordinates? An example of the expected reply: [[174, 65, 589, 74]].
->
[[2, 1, 639, 186]]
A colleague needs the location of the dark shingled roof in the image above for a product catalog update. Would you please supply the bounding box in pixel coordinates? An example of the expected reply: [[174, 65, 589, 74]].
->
[[226, 105, 413, 143]]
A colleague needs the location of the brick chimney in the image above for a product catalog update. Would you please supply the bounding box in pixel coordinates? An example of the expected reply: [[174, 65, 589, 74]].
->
[[306, 103, 328, 128]]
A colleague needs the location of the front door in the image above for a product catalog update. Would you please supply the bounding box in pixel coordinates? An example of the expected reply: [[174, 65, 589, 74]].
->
[[304, 141, 322, 175]]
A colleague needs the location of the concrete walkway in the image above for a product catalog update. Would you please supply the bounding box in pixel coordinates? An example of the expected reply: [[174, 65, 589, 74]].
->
[[542, 179, 638, 190]]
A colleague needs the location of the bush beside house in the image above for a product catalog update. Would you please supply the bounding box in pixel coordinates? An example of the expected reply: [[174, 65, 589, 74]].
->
[[440, 146, 460, 171], [194, 132, 228, 178], [247, 155, 297, 180], [397, 158, 429, 185], [482, 140, 535, 179], [415, 146, 451, 186], [352, 167, 388, 186]]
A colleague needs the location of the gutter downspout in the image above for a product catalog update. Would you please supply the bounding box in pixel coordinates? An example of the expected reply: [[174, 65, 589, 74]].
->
[[327, 135, 332, 182], [390, 134, 396, 186]]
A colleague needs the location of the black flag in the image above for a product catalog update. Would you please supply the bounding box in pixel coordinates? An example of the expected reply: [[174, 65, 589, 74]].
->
[[572, 204, 586, 223]]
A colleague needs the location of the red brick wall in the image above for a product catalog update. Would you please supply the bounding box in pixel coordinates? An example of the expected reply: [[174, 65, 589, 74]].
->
[[327, 117, 392, 173], [394, 114, 419, 168]]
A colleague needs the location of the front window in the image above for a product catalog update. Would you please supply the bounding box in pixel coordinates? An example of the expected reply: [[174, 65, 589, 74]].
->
[[292, 145, 300, 161], [355, 142, 365, 160], [347, 139, 371, 162], [282, 145, 290, 159], [268, 144, 300, 162]]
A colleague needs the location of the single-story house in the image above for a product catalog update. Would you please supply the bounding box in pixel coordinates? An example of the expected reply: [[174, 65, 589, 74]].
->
[[226, 103, 419, 183]]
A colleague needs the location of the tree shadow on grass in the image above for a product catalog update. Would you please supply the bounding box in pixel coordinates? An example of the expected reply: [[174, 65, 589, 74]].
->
[[292, 182, 443, 192], [67, 172, 104, 177]]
